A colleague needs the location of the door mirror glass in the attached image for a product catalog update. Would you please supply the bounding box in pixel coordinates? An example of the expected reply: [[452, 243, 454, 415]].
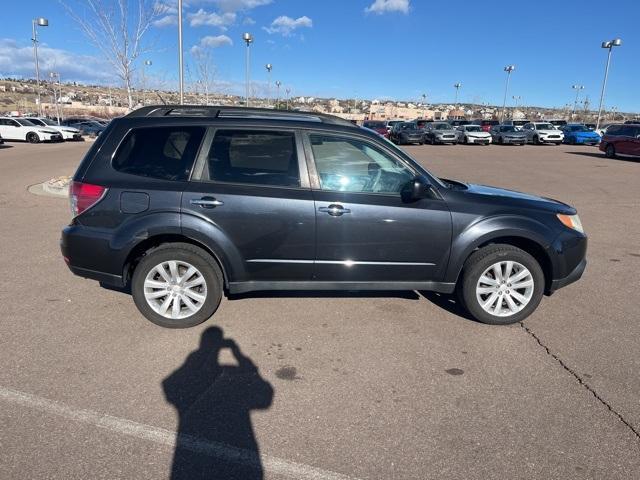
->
[[401, 176, 432, 202]]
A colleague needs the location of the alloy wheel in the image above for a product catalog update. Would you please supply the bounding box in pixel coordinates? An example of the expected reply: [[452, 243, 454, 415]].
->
[[143, 260, 208, 319], [475, 261, 534, 317]]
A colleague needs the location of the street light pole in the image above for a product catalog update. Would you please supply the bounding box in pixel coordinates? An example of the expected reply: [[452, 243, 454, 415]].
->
[[142, 60, 152, 106], [571, 84, 584, 120], [275, 80, 281, 109], [265, 63, 272, 106], [32, 17, 48, 116], [421, 93, 426, 118], [242, 32, 254, 107], [453, 83, 461, 107], [500, 65, 515, 123], [178, 0, 184, 104], [596, 38, 622, 131], [285, 87, 291, 110]]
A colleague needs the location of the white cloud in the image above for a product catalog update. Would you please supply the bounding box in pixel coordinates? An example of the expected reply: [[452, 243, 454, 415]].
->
[[188, 8, 236, 28], [242, 16, 256, 25], [190, 35, 233, 55], [263, 15, 312, 36], [153, 15, 178, 27], [0, 38, 114, 84], [365, 0, 410, 14], [210, 0, 272, 13]]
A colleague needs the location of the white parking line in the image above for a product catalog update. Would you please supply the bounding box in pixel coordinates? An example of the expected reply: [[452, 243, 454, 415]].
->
[[0, 386, 357, 480]]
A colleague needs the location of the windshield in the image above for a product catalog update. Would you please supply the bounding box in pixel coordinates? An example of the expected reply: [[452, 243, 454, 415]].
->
[[40, 118, 57, 126], [433, 124, 451, 130], [364, 121, 385, 129], [536, 123, 554, 130], [400, 123, 417, 130], [501, 126, 516, 132], [15, 119, 36, 126], [570, 125, 589, 132], [465, 126, 482, 132]]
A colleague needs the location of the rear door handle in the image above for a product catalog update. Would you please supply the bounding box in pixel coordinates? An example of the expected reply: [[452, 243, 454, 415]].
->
[[318, 204, 351, 216], [190, 197, 224, 208]]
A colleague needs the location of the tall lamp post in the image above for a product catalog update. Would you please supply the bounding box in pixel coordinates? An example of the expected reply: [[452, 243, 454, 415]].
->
[[453, 83, 462, 107], [49, 72, 61, 124], [421, 93, 426, 118], [500, 65, 515, 122], [177, 0, 184, 104], [512, 95, 521, 117], [275, 80, 282, 109], [285, 87, 291, 110], [141, 60, 152, 106], [265, 63, 272, 106], [242, 32, 254, 107], [32, 17, 49, 116], [596, 38, 622, 131], [571, 84, 584, 120]]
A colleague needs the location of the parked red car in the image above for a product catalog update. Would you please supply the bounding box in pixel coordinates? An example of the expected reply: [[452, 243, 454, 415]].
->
[[472, 119, 500, 132], [599, 124, 640, 158], [363, 120, 388, 137]]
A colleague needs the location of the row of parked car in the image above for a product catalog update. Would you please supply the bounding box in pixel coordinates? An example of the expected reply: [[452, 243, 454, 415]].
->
[[362, 118, 608, 147], [0, 115, 110, 144]]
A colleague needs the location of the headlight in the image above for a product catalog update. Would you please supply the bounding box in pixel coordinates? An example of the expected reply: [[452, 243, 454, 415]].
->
[[557, 213, 584, 234]]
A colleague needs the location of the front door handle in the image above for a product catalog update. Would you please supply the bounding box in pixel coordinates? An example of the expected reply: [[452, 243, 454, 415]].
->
[[318, 204, 351, 216], [190, 197, 224, 208]]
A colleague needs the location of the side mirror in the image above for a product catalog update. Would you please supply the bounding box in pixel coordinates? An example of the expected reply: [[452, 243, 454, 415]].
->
[[401, 176, 432, 202]]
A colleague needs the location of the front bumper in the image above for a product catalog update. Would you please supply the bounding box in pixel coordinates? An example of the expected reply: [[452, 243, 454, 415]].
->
[[435, 135, 457, 143], [550, 257, 586, 292], [547, 231, 587, 294], [574, 136, 600, 145], [502, 136, 526, 144], [467, 136, 491, 144], [44, 134, 64, 142], [539, 135, 564, 144]]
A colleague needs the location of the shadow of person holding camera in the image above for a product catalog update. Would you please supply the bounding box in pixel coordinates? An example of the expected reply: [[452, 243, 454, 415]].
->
[[163, 326, 273, 480]]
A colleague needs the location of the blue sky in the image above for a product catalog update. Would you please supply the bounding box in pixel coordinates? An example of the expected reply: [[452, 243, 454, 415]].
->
[[1, 0, 638, 112]]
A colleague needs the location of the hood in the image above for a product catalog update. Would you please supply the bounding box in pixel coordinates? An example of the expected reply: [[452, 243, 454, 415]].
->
[[503, 131, 527, 137], [434, 129, 456, 135], [460, 182, 576, 214], [537, 129, 563, 135]]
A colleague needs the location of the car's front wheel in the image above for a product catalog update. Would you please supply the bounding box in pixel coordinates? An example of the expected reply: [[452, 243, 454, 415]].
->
[[131, 243, 223, 328], [605, 144, 616, 158], [460, 244, 544, 325], [26, 132, 40, 143]]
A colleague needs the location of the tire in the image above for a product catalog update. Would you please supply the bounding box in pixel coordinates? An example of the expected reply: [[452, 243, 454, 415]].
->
[[131, 243, 223, 328], [605, 144, 616, 158], [498, 136, 504, 145], [26, 132, 40, 143], [533, 135, 541, 145], [463, 136, 469, 144], [419, 141, 424, 145], [460, 244, 545, 325]]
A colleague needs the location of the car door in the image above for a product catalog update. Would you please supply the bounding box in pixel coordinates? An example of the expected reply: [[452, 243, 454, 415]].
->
[[631, 126, 640, 156], [1, 119, 23, 140], [304, 131, 451, 283], [183, 127, 315, 282]]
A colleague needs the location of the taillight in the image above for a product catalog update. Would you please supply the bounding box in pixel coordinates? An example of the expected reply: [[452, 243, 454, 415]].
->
[[69, 181, 106, 217]]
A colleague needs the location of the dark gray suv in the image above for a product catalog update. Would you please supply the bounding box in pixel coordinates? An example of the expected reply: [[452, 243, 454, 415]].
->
[[61, 106, 586, 327]]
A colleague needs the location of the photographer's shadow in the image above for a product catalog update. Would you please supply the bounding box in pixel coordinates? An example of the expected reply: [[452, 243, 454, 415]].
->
[[163, 327, 273, 480]]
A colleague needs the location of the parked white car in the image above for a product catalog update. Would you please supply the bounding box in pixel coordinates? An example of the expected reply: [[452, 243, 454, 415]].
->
[[23, 117, 82, 141], [0, 117, 63, 143], [522, 122, 564, 145], [456, 125, 492, 145]]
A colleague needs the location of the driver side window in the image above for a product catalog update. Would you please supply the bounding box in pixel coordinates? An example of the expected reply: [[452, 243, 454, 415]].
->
[[309, 134, 414, 194]]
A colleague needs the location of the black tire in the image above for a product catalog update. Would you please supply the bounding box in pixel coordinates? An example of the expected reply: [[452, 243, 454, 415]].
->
[[419, 140, 424, 145], [605, 144, 616, 158], [533, 135, 541, 145], [459, 244, 545, 325], [131, 243, 223, 328], [26, 132, 40, 143], [463, 136, 468, 144], [430, 136, 436, 145], [498, 136, 504, 145]]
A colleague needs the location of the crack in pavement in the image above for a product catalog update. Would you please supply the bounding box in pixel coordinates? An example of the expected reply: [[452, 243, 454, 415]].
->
[[520, 322, 640, 441]]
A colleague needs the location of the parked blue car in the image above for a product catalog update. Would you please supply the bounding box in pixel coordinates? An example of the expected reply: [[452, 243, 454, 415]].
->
[[562, 124, 601, 145]]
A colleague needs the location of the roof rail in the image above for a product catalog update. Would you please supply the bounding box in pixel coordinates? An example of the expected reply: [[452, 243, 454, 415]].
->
[[125, 105, 356, 127]]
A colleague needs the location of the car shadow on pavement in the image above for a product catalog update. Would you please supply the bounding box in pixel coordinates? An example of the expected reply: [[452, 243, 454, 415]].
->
[[418, 291, 476, 322], [566, 151, 640, 163], [163, 326, 273, 480]]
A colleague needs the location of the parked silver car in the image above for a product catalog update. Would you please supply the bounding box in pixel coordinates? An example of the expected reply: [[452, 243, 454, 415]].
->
[[424, 122, 458, 145], [455, 125, 492, 145], [522, 122, 564, 145], [490, 125, 527, 145]]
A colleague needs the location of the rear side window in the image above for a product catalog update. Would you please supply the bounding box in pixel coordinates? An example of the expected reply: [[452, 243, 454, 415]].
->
[[113, 126, 205, 180], [203, 130, 299, 187], [606, 125, 622, 136]]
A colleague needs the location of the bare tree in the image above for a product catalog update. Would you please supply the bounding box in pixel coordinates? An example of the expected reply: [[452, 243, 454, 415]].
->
[[62, 0, 164, 110], [192, 49, 216, 106]]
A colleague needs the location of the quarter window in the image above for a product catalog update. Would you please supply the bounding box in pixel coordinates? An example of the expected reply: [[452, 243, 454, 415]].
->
[[309, 134, 413, 194], [113, 126, 205, 181], [203, 130, 300, 187]]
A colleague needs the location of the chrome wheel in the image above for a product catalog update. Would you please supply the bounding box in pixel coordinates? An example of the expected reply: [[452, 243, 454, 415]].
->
[[143, 260, 207, 319], [476, 261, 534, 317]]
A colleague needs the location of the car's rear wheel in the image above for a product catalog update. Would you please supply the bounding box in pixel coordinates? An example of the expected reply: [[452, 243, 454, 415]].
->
[[26, 132, 40, 143], [605, 144, 616, 158], [460, 244, 544, 325], [498, 136, 504, 144], [131, 243, 223, 328], [533, 135, 541, 145]]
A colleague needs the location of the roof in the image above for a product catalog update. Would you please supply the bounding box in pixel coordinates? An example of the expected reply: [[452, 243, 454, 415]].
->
[[125, 105, 357, 128]]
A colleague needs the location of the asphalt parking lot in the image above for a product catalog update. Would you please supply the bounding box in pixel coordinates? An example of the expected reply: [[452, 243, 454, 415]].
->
[[1, 140, 639, 479]]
